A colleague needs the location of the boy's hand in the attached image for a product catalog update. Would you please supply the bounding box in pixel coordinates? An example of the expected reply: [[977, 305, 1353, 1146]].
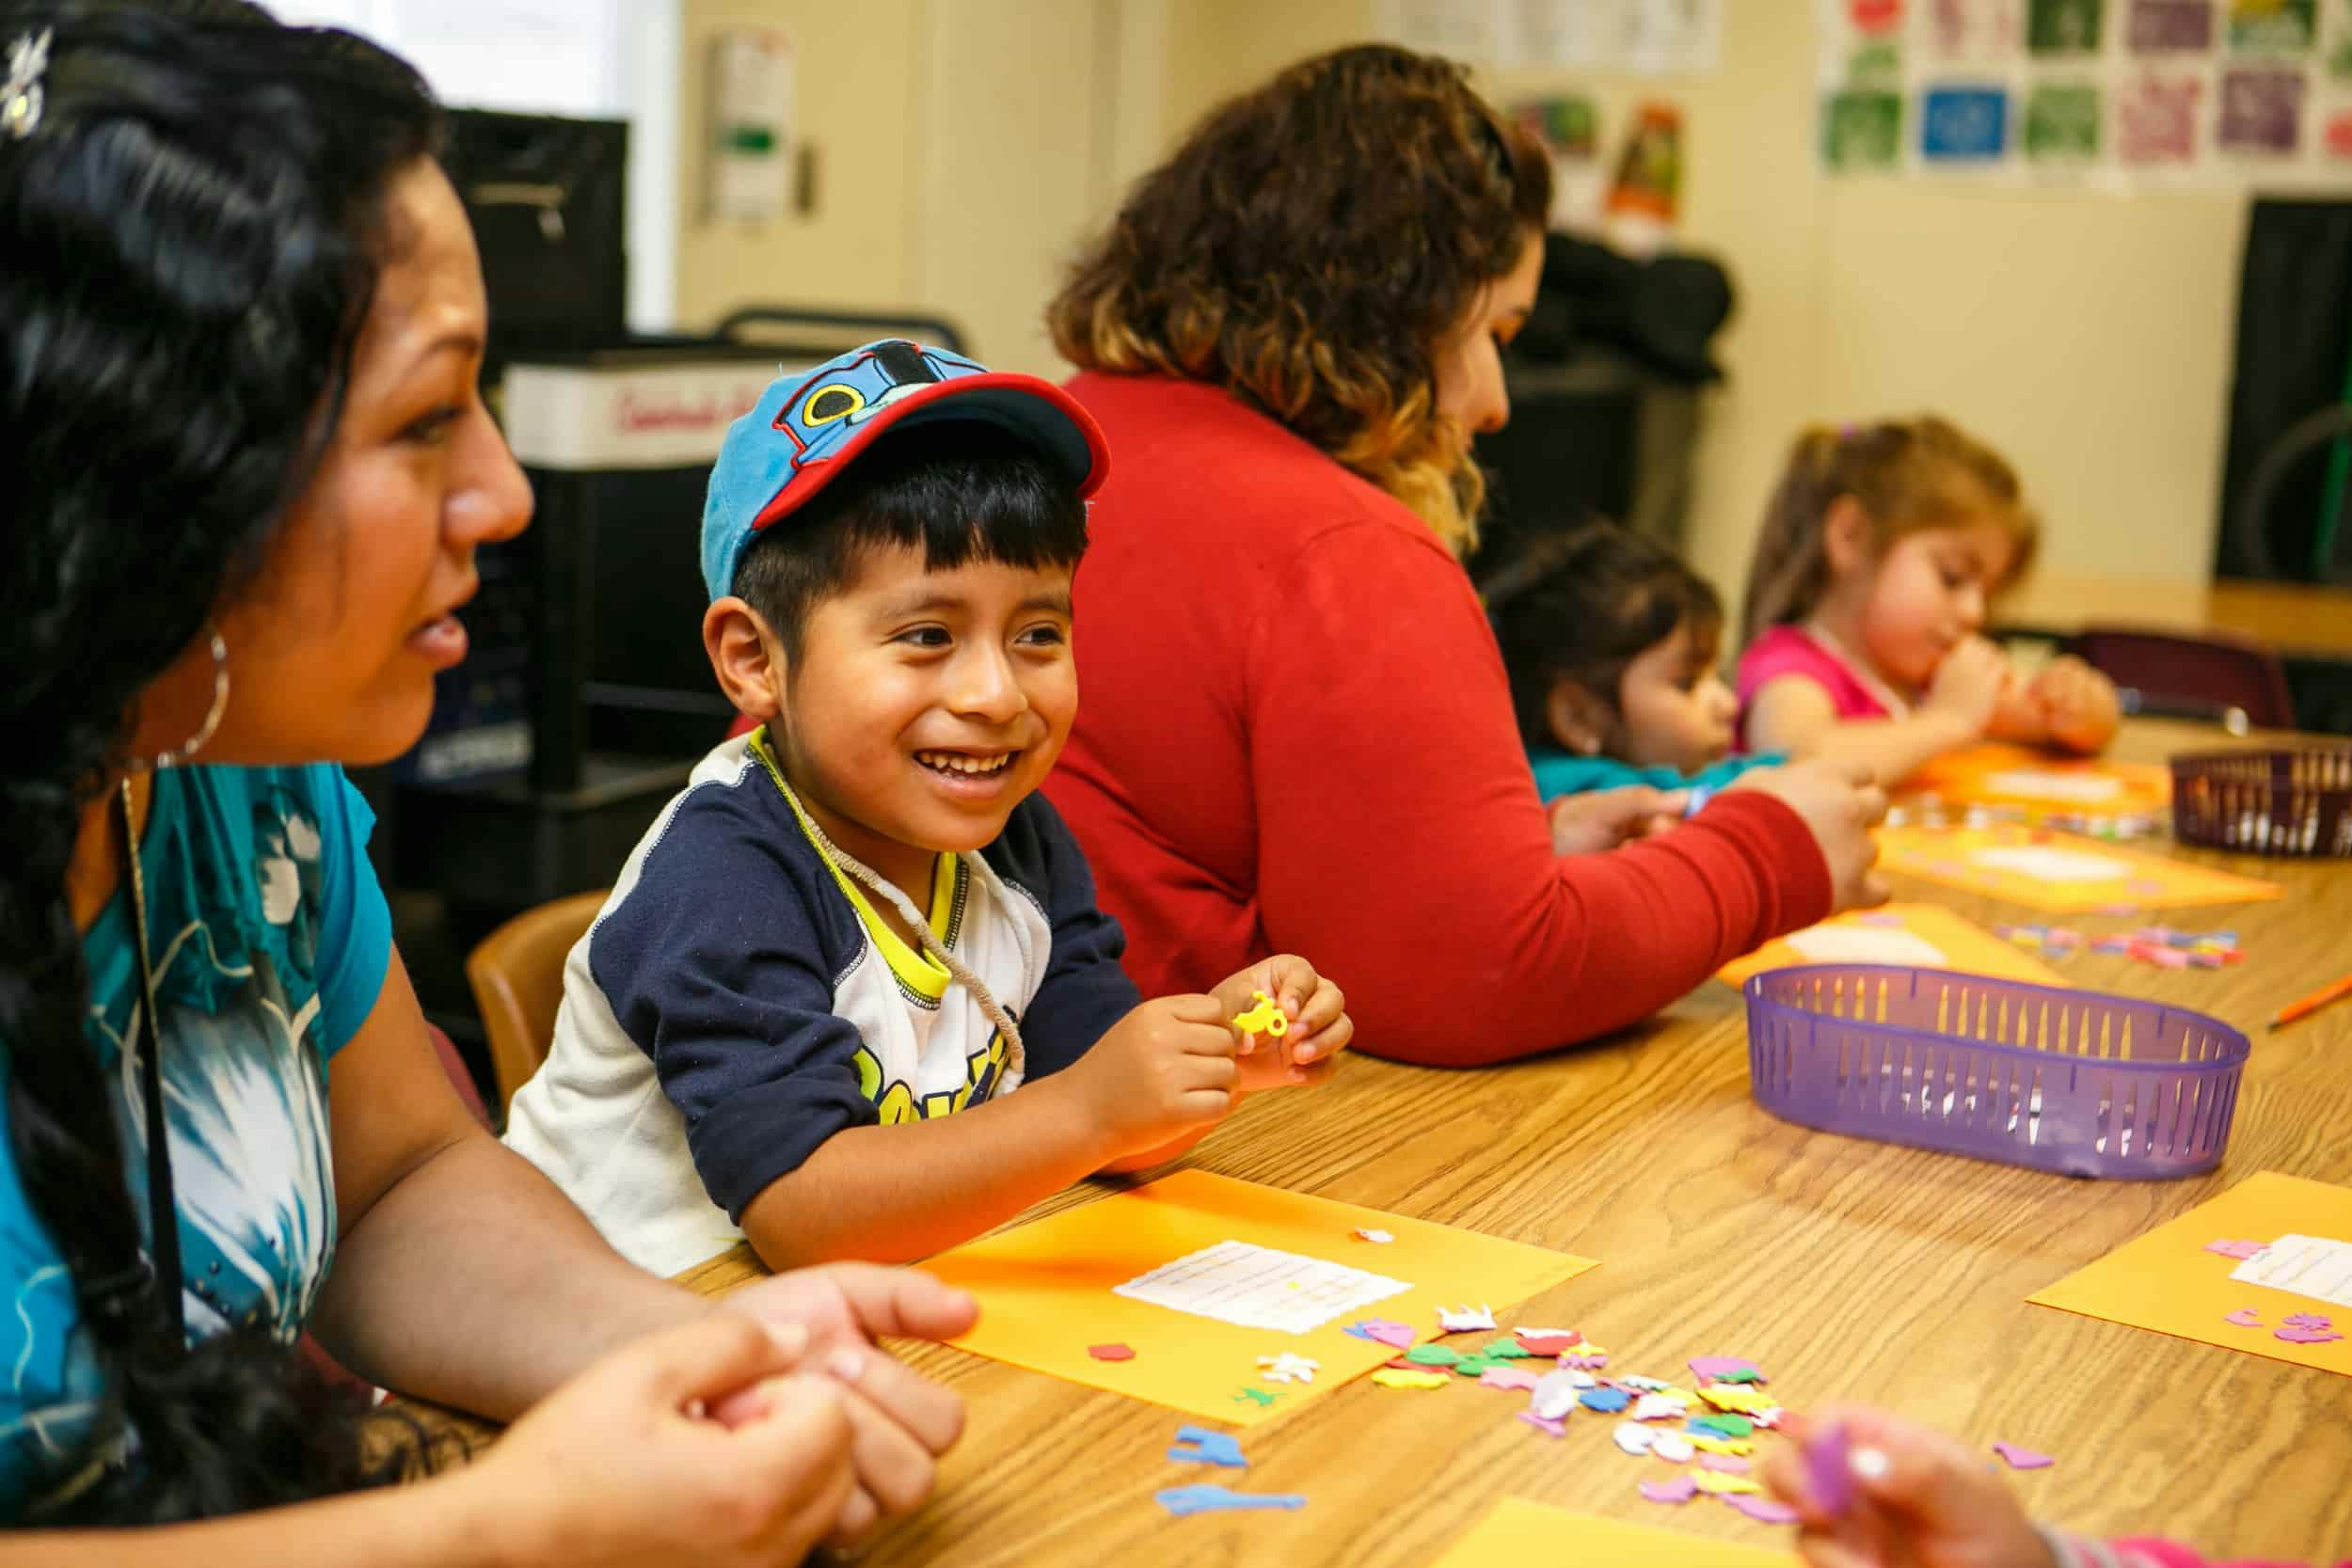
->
[[1063, 994, 1245, 1154], [2029, 657, 2121, 753], [1761, 1405, 2058, 1568], [1209, 955, 1353, 1089]]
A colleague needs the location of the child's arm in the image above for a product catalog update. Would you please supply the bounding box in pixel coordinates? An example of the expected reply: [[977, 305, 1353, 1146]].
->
[[739, 959, 1353, 1264], [1746, 637, 2010, 787], [738, 994, 1241, 1269], [1761, 1404, 2059, 1568], [1762, 1405, 2314, 1568]]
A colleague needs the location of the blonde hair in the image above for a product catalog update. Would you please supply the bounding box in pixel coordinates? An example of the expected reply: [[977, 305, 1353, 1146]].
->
[[1046, 45, 1550, 557], [1740, 416, 2039, 647]]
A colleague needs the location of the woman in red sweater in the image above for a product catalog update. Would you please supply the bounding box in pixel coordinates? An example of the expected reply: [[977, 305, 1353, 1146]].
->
[[1041, 44, 1887, 1067]]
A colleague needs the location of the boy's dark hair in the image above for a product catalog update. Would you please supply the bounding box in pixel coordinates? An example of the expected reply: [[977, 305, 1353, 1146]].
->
[[733, 420, 1090, 661], [1480, 521, 1724, 750]]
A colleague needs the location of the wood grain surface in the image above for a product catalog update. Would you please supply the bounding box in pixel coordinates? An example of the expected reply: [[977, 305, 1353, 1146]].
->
[[454, 721, 2352, 1564], [2000, 573, 2352, 660]]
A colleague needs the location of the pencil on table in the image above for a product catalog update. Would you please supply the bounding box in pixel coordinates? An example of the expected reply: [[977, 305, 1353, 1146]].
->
[[2269, 972, 2352, 1031]]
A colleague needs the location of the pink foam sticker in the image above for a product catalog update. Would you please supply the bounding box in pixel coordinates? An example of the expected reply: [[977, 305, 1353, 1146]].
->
[[1688, 1355, 1767, 1384], [1479, 1366, 1542, 1392], [1992, 1443, 2053, 1471], [1514, 1331, 1581, 1356], [2204, 1239, 2269, 1259], [1638, 1476, 1699, 1506], [1562, 1353, 1609, 1370], [1518, 1411, 1567, 1438], [2276, 1324, 2345, 1345], [1698, 1454, 1753, 1475], [1362, 1320, 1417, 1350], [2223, 1308, 2264, 1327], [1724, 1496, 1802, 1525], [1804, 1422, 1853, 1516], [1087, 1342, 1135, 1362], [2283, 1312, 2333, 1330]]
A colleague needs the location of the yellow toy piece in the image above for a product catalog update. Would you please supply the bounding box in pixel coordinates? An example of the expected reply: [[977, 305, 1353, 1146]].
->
[[1699, 1383, 1774, 1415], [1371, 1368, 1451, 1390], [1690, 1469, 1764, 1497], [1688, 1433, 1755, 1457], [1230, 990, 1289, 1039]]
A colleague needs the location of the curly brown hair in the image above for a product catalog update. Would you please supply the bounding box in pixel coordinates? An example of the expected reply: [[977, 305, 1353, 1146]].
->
[[1048, 44, 1549, 555]]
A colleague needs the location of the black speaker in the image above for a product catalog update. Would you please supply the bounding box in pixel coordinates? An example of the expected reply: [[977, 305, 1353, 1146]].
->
[[441, 108, 630, 374]]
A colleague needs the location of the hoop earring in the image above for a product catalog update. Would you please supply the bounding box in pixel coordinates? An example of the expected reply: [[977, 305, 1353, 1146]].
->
[[150, 629, 230, 769]]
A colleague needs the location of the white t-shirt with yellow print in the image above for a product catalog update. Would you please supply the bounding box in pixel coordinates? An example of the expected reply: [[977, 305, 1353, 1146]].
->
[[501, 729, 1140, 1277]]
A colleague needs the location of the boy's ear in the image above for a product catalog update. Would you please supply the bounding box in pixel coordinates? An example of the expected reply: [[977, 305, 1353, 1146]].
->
[[704, 596, 787, 723], [1544, 675, 1613, 757], [1822, 494, 1875, 578]]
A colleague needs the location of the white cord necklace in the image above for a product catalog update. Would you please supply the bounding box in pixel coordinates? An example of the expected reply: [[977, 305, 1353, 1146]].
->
[[1802, 619, 1915, 721], [754, 740, 1027, 1082]]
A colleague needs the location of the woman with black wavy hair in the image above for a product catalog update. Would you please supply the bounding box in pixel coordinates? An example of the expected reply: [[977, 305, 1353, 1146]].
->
[[0, 1, 969, 1554]]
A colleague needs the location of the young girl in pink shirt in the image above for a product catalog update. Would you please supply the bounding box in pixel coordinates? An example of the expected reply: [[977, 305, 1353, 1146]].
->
[[1737, 418, 2121, 785]]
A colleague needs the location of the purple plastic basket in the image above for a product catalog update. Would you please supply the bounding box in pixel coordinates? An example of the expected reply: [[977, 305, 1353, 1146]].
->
[[1743, 965, 2249, 1180], [2170, 747, 2352, 856]]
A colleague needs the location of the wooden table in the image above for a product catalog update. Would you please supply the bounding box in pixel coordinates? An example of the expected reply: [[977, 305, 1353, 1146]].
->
[[2000, 571, 2352, 660], [502, 721, 2352, 1564]]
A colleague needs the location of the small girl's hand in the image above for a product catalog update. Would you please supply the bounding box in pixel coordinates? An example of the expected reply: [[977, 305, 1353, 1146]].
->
[[2029, 657, 2121, 753], [1761, 1405, 2057, 1568], [1921, 637, 2009, 738], [1211, 956, 1352, 1088]]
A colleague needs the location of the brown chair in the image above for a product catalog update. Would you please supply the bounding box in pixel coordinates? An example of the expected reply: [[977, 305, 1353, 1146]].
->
[[464, 891, 609, 1115], [2064, 626, 2296, 734]]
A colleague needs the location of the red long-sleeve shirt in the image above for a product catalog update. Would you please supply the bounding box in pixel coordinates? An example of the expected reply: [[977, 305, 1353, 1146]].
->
[[1042, 372, 1833, 1066]]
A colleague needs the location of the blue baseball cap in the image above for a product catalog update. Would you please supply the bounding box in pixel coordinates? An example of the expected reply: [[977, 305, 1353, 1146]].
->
[[699, 339, 1111, 602]]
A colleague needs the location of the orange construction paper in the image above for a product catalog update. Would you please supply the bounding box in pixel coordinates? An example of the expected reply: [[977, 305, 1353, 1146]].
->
[[920, 1170, 1592, 1426], [1428, 1498, 1802, 1567], [1717, 903, 2067, 989], [2027, 1171, 2352, 1376], [1877, 823, 2281, 913], [1906, 744, 2171, 819]]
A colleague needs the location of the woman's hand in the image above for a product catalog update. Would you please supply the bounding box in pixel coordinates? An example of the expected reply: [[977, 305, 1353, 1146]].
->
[[1761, 1405, 2058, 1568], [1209, 954, 1353, 1087], [719, 1264, 976, 1548], [466, 1313, 854, 1568], [1724, 759, 1889, 914], [1545, 785, 1688, 855]]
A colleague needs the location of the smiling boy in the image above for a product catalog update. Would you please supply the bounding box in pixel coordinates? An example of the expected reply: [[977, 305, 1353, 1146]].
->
[[502, 341, 1351, 1276]]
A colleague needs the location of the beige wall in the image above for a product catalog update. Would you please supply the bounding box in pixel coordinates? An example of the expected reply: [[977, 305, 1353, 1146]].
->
[[675, 0, 1134, 378], [674, 1, 925, 326], [1154, 0, 2244, 599], [677, 0, 2246, 595]]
